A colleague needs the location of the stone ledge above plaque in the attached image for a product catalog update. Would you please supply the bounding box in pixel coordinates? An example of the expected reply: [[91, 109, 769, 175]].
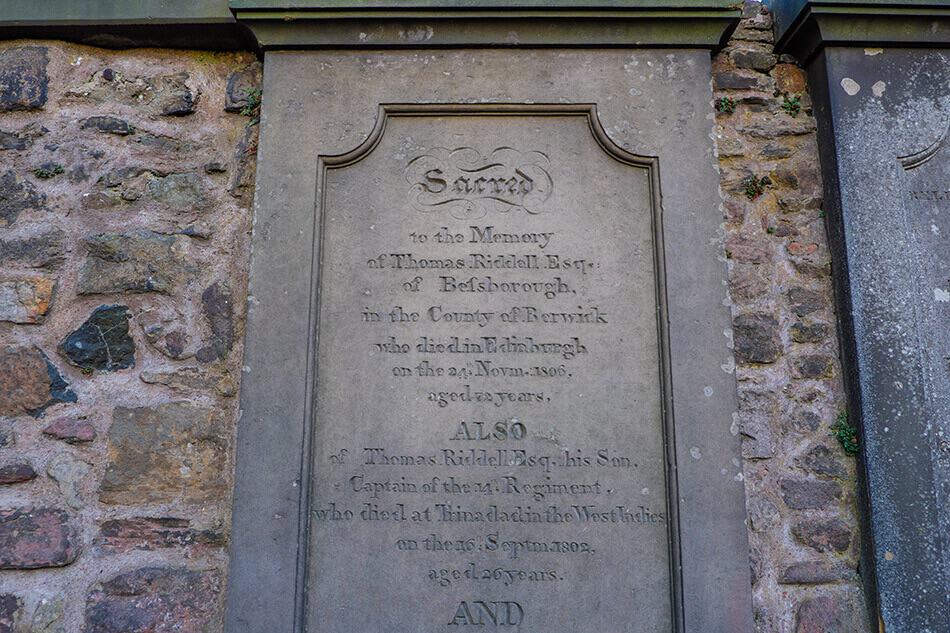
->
[[229, 0, 741, 49]]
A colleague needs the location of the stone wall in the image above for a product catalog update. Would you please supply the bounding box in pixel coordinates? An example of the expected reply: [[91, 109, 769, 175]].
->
[[0, 41, 259, 631], [714, 3, 870, 631], [0, 5, 872, 631]]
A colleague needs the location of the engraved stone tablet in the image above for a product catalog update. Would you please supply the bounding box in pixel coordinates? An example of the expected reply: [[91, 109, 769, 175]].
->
[[227, 48, 753, 633], [306, 107, 673, 631]]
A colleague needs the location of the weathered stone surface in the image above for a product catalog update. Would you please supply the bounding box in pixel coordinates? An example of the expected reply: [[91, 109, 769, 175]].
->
[[0, 508, 78, 569], [85, 567, 220, 633], [140, 364, 237, 397], [739, 416, 776, 459], [793, 354, 834, 379], [0, 47, 48, 111], [0, 123, 47, 151], [779, 560, 851, 584], [738, 117, 817, 139], [154, 72, 198, 116], [0, 170, 46, 227], [731, 49, 777, 73], [795, 596, 848, 633], [774, 64, 807, 95], [146, 172, 205, 208], [796, 444, 848, 479], [729, 264, 769, 302], [733, 313, 781, 364], [779, 478, 842, 509], [77, 231, 191, 295], [0, 230, 64, 268], [0, 424, 13, 449], [96, 517, 225, 553], [224, 62, 262, 112], [59, 305, 135, 372], [42, 418, 97, 444], [0, 276, 55, 324], [196, 281, 234, 363], [228, 124, 258, 199], [0, 594, 21, 633], [714, 70, 769, 91], [139, 310, 194, 360], [726, 234, 771, 264], [793, 518, 852, 553], [790, 320, 830, 344], [0, 463, 36, 484], [787, 287, 823, 317], [99, 403, 228, 505], [80, 116, 133, 136], [47, 454, 90, 510], [0, 347, 75, 418], [30, 597, 65, 633]]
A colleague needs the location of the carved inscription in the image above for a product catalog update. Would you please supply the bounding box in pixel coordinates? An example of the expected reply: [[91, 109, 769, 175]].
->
[[307, 113, 672, 632], [406, 147, 553, 219]]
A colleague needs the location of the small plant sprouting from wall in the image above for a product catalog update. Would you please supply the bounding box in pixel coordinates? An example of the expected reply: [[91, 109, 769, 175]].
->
[[715, 96, 736, 114], [831, 411, 860, 456], [782, 93, 802, 117], [241, 88, 262, 125], [33, 163, 64, 179], [743, 175, 768, 200]]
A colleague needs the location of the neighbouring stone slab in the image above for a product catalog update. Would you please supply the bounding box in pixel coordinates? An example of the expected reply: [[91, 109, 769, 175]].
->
[[99, 402, 228, 505], [0, 508, 79, 569], [85, 567, 220, 633], [801, 43, 950, 631]]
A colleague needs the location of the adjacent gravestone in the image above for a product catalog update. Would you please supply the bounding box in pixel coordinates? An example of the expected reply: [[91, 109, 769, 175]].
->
[[226, 4, 752, 632], [774, 2, 950, 630]]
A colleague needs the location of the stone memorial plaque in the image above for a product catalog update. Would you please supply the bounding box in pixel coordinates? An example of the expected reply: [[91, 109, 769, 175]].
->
[[306, 107, 673, 631], [227, 48, 753, 633]]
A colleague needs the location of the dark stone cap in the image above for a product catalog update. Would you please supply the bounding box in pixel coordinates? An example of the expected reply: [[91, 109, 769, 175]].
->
[[772, 0, 950, 63]]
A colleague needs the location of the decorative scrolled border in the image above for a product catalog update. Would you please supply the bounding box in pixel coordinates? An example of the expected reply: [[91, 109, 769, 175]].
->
[[898, 120, 949, 170], [296, 103, 683, 633]]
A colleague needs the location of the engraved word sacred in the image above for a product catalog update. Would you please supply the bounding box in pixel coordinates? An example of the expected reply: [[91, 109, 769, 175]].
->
[[405, 147, 553, 220]]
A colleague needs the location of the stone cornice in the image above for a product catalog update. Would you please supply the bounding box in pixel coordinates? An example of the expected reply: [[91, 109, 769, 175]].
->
[[772, 0, 950, 63], [0, 0, 741, 52], [0, 0, 252, 50], [230, 1, 741, 49]]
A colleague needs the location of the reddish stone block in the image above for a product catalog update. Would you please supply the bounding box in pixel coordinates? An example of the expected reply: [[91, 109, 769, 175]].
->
[[0, 463, 36, 484], [42, 418, 97, 444], [96, 517, 225, 553], [796, 596, 847, 632], [0, 508, 79, 569], [85, 567, 220, 633]]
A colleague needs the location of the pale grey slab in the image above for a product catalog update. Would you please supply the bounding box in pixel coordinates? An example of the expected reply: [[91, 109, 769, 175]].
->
[[226, 49, 752, 633]]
